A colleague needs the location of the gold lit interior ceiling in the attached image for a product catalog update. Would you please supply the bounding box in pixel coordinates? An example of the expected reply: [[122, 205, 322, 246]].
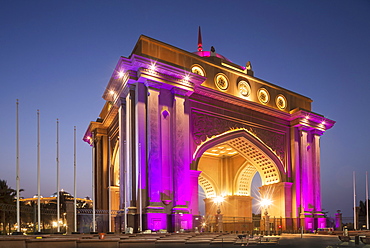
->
[[203, 143, 238, 157]]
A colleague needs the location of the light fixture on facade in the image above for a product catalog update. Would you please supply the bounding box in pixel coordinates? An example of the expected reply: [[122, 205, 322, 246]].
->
[[149, 61, 157, 72], [118, 71, 125, 78], [183, 74, 190, 82]]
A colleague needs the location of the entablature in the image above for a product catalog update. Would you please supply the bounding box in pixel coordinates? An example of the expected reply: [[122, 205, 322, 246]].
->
[[290, 108, 335, 132]]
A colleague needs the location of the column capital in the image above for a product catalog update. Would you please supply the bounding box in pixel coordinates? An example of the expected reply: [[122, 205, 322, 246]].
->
[[118, 97, 126, 106], [312, 129, 324, 136], [144, 79, 162, 90], [171, 87, 190, 97]]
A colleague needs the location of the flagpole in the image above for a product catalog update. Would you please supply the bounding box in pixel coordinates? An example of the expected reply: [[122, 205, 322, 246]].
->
[[353, 171, 357, 230], [37, 110, 41, 233], [124, 140, 127, 233], [366, 171, 369, 230], [74, 126, 77, 233], [56, 119, 60, 233], [16, 99, 21, 233], [138, 143, 142, 233], [92, 131, 96, 233], [108, 136, 111, 233]]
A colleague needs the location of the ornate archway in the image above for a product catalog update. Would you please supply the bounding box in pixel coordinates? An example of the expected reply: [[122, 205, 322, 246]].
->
[[84, 34, 335, 233], [193, 129, 290, 220]]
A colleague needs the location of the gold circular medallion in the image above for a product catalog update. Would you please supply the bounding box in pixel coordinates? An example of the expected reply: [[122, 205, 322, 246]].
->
[[215, 73, 229, 91], [276, 94, 287, 110], [257, 88, 270, 104], [191, 65, 205, 77], [238, 80, 251, 97]]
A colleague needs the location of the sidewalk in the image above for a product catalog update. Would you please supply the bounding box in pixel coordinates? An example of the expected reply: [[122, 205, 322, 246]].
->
[[279, 233, 367, 248]]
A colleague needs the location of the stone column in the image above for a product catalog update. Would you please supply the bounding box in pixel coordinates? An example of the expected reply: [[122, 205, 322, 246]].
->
[[118, 97, 127, 232], [135, 82, 147, 232], [171, 88, 192, 232], [118, 97, 126, 210]]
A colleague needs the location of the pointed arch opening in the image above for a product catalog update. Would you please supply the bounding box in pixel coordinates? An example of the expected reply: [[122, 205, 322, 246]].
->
[[194, 129, 287, 222]]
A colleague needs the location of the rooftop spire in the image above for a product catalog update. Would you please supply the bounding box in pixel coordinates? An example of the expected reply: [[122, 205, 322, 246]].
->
[[198, 26, 203, 52]]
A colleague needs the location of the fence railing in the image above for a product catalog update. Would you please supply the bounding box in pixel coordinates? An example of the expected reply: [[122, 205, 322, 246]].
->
[[0, 204, 356, 234]]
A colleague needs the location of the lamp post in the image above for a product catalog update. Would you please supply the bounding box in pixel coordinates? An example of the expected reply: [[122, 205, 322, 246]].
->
[[214, 196, 224, 214], [213, 196, 225, 232], [260, 198, 272, 236]]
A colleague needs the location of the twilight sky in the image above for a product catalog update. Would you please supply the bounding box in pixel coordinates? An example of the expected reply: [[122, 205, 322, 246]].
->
[[1, 0, 370, 218]]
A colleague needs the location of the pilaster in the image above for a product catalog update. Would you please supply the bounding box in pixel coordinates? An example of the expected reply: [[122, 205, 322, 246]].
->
[[118, 97, 126, 210], [126, 85, 136, 209], [172, 88, 191, 212], [135, 83, 147, 217]]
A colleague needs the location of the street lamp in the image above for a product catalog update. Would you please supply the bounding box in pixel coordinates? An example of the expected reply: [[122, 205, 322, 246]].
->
[[260, 198, 272, 236], [213, 196, 225, 215], [213, 196, 225, 233]]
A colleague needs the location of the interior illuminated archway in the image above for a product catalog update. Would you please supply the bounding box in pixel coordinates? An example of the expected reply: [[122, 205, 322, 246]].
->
[[193, 129, 285, 219]]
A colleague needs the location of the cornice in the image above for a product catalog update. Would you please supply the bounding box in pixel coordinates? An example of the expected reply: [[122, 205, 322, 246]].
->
[[289, 108, 335, 132]]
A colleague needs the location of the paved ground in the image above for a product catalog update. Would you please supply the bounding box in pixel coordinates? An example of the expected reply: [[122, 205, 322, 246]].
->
[[278, 233, 369, 248], [1, 233, 370, 248]]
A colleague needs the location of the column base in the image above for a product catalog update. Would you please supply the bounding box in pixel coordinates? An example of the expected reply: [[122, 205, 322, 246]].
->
[[146, 205, 165, 213], [145, 213, 168, 232], [301, 211, 326, 231], [172, 213, 193, 232]]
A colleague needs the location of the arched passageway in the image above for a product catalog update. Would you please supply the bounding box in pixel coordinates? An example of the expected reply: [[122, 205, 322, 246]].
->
[[193, 129, 291, 232]]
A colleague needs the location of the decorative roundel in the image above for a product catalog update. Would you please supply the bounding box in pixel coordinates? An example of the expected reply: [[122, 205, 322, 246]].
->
[[257, 88, 270, 104], [191, 65, 205, 77], [276, 94, 287, 110], [238, 80, 251, 97], [214, 73, 229, 91]]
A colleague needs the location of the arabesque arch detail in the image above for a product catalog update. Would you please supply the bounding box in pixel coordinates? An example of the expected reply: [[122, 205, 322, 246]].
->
[[198, 173, 218, 199], [111, 141, 120, 186], [193, 129, 286, 185], [234, 162, 257, 196]]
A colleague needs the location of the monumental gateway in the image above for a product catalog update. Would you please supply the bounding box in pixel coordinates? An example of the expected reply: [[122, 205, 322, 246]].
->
[[84, 32, 335, 233]]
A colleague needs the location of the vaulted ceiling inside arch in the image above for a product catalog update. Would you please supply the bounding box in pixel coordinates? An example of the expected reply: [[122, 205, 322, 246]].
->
[[198, 137, 281, 198]]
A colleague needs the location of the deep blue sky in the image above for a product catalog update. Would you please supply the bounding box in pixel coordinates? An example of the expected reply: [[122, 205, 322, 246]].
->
[[1, 0, 370, 218]]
